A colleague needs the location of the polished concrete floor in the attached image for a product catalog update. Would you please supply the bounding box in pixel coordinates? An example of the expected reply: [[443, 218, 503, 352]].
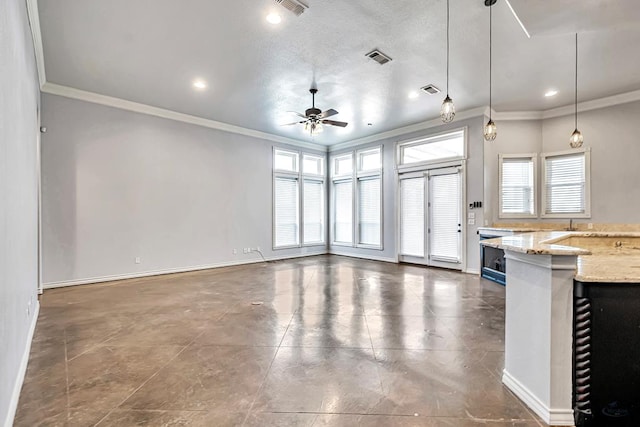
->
[[15, 255, 543, 426]]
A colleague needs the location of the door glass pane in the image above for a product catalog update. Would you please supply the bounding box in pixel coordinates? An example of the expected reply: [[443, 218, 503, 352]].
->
[[358, 177, 381, 246], [274, 177, 299, 247], [400, 178, 425, 257], [333, 180, 353, 243], [430, 172, 461, 262], [303, 180, 324, 244]]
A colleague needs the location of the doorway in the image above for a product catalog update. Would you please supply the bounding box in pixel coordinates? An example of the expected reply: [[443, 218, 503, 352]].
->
[[398, 165, 464, 270]]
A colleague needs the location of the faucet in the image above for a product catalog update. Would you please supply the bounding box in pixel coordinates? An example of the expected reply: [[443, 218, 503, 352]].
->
[[568, 219, 576, 231]]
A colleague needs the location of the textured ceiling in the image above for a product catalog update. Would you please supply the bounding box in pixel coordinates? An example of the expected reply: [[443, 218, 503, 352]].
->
[[37, 0, 640, 145]]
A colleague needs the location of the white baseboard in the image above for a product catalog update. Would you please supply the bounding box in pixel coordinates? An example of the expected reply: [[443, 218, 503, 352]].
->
[[328, 250, 398, 264], [4, 301, 40, 427], [502, 369, 575, 426], [43, 251, 328, 289], [465, 268, 480, 275]]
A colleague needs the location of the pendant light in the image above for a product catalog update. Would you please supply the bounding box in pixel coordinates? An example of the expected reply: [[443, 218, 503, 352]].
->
[[440, 0, 455, 123], [569, 33, 584, 148], [483, 0, 497, 142]]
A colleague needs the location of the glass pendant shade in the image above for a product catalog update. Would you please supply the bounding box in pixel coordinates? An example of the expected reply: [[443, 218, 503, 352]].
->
[[569, 128, 584, 148], [484, 119, 497, 141], [441, 95, 455, 123]]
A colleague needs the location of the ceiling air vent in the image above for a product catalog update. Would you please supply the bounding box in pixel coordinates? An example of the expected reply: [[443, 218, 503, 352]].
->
[[274, 0, 307, 16], [365, 49, 393, 65], [420, 84, 441, 95]]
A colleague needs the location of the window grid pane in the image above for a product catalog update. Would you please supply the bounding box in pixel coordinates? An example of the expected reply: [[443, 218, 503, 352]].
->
[[333, 154, 353, 177], [303, 155, 324, 176], [359, 149, 381, 172], [274, 177, 299, 247], [333, 181, 353, 243], [303, 180, 324, 244], [358, 177, 381, 246], [274, 150, 298, 172], [501, 158, 534, 215], [545, 154, 585, 214]]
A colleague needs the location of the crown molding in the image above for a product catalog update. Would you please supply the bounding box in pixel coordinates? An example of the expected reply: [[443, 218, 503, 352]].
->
[[542, 89, 640, 119], [42, 83, 326, 152], [25, 0, 46, 88], [329, 107, 487, 152]]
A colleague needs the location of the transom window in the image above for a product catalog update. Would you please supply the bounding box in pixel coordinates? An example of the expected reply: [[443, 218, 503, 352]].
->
[[398, 130, 465, 167]]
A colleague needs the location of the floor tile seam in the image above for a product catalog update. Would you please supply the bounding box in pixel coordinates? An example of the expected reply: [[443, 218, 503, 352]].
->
[[66, 331, 130, 362], [92, 328, 208, 427], [360, 296, 386, 397], [63, 329, 71, 421], [241, 312, 296, 427]]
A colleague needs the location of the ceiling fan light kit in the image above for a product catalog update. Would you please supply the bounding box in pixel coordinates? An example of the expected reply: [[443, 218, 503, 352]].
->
[[484, 0, 497, 142], [570, 32, 584, 148], [283, 88, 348, 136], [440, 0, 455, 123]]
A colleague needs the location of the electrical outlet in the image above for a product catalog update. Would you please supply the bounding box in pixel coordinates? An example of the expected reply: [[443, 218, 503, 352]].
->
[[135, 257, 141, 264], [233, 249, 237, 254], [243, 248, 248, 254], [588, 223, 593, 230]]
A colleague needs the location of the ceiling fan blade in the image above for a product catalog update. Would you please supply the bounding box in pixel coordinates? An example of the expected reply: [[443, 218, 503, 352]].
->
[[287, 111, 308, 119], [281, 121, 304, 126], [318, 109, 338, 119], [322, 119, 348, 128]]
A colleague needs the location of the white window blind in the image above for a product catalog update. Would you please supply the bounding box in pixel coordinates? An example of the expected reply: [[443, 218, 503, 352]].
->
[[274, 177, 299, 247], [303, 180, 324, 244], [501, 157, 535, 216], [430, 173, 460, 262], [333, 180, 353, 243], [544, 153, 586, 215], [400, 178, 424, 257], [358, 177, 381, 246]]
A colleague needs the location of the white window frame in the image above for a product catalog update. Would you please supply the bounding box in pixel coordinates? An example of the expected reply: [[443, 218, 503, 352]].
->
[[273, 148, 326, 249], [396, 128, 467, 173], [540, 147, 591, 219], [498, 153, 537, 219], [329, 146, 383, 250]]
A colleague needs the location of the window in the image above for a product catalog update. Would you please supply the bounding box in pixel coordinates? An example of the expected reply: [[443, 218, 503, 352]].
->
[[541, 149, 590, 218], [330, 146, 383, 249], [499, 154, 537, 218], [398, 130, 465, 167], [273, 149, 325, 248]]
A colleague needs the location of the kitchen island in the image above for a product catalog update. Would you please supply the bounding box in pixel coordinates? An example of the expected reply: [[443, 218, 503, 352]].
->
[[481, 231, 640, 426]]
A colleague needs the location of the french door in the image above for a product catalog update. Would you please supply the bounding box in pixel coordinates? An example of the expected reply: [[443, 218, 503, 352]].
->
[[398, 166, 463, 270]]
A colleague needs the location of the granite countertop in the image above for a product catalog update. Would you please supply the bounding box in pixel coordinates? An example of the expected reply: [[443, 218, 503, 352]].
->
[[481, 231, 640, 283]]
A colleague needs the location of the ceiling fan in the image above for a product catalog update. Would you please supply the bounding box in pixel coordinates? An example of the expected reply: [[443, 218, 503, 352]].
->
[[283, 88, 348, 135]]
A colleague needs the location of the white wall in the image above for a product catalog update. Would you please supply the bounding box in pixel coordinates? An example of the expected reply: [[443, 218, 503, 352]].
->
[[0, 0, 41, 425], [329, 116, 486, 273], [41, 94, 327, 286], [542, 101, 640, 223], [484, 101, 640, 226]]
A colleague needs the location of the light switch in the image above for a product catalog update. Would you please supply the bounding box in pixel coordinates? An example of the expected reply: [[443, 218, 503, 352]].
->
[[468, 218, 476, 225], [468, 212, 476, 219]]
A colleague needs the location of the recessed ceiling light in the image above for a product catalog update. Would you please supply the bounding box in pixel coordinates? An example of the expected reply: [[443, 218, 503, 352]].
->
[[193, 80, 207, 90], [408, 91, 419, 99], [266, 13, 282, 24], [545, 89, 558, 97]]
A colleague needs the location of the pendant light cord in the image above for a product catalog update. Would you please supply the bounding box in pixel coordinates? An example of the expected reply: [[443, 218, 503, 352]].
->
[[489, 3, 492, 121], [446, 0, 450, 96], [575, 33, 578, 129]]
